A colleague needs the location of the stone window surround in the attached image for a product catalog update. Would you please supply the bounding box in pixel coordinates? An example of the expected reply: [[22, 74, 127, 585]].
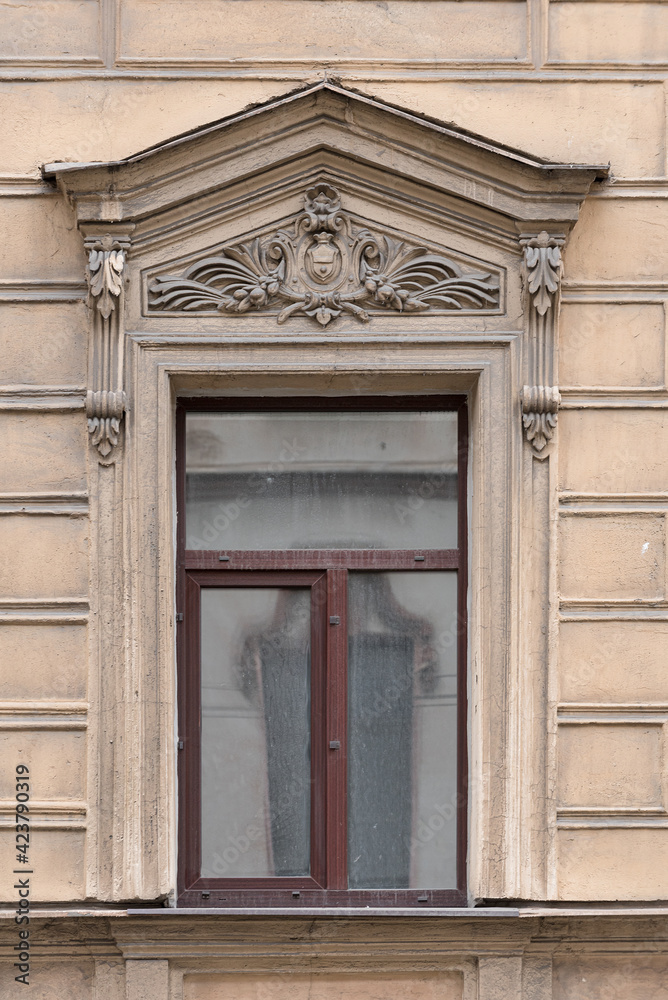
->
[[44, 82, 607, 905]]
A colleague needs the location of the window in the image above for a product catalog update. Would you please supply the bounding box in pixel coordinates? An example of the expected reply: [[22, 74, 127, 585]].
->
[[177, 396, 468, 906]]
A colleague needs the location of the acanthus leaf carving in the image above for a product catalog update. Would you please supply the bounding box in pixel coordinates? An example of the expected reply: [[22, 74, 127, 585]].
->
[[524, 233, 562, 317], [88, 247, 125, 319], [148, 183, 500, 327], [520, 231, 564, 457], [85, 233, 131, 461]]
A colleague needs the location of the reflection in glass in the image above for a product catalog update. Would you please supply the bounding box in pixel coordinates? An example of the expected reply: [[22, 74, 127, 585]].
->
[[200, 587, 311, 879], [185, 411, 458, 550], [347, 572, 459, 889]]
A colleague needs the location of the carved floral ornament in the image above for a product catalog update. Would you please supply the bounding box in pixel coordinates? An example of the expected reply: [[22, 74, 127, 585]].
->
[[520, 231, 564, 456], [85, 235, 130, 460], [88, 245, 125, 319], [148, 184, 501, 327]]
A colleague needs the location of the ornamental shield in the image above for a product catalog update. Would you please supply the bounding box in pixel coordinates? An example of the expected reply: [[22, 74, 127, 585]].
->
[[306, 233, 341, 283]]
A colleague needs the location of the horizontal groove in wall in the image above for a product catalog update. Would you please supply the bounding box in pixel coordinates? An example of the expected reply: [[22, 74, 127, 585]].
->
[[0, 701, 87, 718], [2, 68, 668, 82], [557, 816, 668, 828], [76, 54, 668, 74], [0, 616, 89, 624], [0, 281, 86, 303], [549, 0, 668, 4], [545, 61, 668, 71], [0, 391, 86, 411], [563, 282, 668, 295], [559, 387, 667, 397], [558, 807, 666, 815], [560, 609, 668, 621], [587, 185, 668, 200], [559, 493, 668, 501], [0, 600, 89, 623], [0, 179, 56, 197], [559, 497, 668, 512], [559, 507, 668, 517], [0, 504, 89, 516], [0, 715, 88, 732], [557, 701, 668, 713], [561, 603, 668, 612], [0, 799, 86, 813], [559, 702, 668, 712], [562, 295, 668, 306], [560, 603, 668, 620], [0, 387, 86, 396], [559, 392, 668, 410], [114, 56, 537, 71], [0, 57, 104, 68], [557, 711, 668, 723], [0, 802, 87, 829], [558, 508, 667, 517], [0, 492, 88, 504]]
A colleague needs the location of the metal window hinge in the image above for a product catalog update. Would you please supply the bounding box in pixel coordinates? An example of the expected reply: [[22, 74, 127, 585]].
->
[[176, 612, 184, 622], [178, 740, 184, 750], [329, 615, 340, 625]]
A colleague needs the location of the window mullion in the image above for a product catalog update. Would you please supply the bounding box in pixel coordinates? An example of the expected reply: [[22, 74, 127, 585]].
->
[[325, 567, 348, 890]]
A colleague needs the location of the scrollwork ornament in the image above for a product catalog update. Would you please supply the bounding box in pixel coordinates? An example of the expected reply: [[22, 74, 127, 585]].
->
[[85, 390, 125, 459], [521, 385, 561, 454], [148, 183, 500, 327]]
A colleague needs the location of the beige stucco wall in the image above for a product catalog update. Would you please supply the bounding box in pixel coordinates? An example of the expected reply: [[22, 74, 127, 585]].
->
[[1, 0, 668, 996]]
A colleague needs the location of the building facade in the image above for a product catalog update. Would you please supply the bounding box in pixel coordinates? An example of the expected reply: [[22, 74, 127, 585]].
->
[[1, 3, 668, 998]]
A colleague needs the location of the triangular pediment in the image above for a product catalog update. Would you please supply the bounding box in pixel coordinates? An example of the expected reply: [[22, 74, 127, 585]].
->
[[45, 81, 607, 239]]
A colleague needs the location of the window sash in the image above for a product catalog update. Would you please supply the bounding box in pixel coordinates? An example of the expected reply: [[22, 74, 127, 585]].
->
[[177, 397, 468, 907]]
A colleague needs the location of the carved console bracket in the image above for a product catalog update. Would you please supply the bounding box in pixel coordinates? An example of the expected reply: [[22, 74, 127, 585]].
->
[[148, 182, 500, 327], [520, 231, 564, 457], [84, 232, 131, 461]]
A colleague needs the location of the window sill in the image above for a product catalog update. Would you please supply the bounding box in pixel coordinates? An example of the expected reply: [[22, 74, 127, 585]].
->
[[128, 906, 521, 917]]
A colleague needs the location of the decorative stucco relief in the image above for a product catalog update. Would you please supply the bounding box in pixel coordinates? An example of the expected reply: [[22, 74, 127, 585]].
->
[[520, 231, 563, 456], [85, 234, 130, 460], [148, 184, 501, 327]]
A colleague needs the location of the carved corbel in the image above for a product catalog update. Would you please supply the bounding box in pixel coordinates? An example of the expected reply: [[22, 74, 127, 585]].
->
[[84, 233, 131, 460], [520, 231, 564, 457]]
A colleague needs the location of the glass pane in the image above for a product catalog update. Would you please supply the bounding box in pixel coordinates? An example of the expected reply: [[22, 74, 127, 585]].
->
[[185, 410, 458, 549], [347, 572, 459, 889], [200, 587, 311, 878]]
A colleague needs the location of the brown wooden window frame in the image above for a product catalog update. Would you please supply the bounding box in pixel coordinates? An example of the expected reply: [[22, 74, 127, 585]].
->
[[176, 394, 469, 908]]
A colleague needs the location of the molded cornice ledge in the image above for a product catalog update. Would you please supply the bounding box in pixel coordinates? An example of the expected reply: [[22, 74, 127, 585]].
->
[[42, 82, 608, 231]]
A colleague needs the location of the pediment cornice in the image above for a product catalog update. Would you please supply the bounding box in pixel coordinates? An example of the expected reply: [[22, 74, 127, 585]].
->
[[44, 82, 608, 234]]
